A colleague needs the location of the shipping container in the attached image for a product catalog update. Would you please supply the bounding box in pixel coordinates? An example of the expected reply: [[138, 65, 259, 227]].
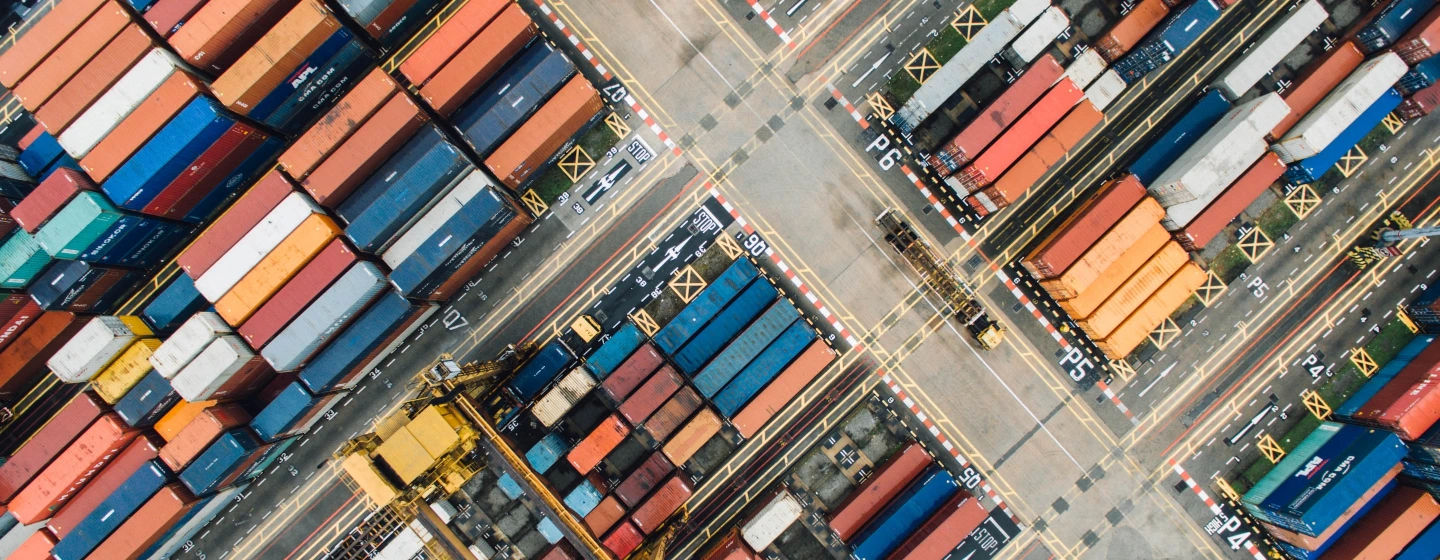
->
[[656, 258, 760, 354], [511, 339, 575, 401], [1273, 41, 1364, 137], [342, 0, 442, 46], [662, 408, 720, 466], [1284, 89, 1403, 185], [151, 312, 231, 378], [643, 386, 702, 442], [11, 1, 131, 113], [1129, 90, 1231, 185], [603, 521, 642, 558], [616, 451, 674, 507], [145, 0, 210, 37], [6, 413, 138, 524], [101, 96, 235, 211], [169, 0, 301, 74], [675, 280, 779, 375], [28, 260, 145, 313], [930, 55, 1063, 175], [216, 214, 341, 325], [179, 170, 294, 277], [851, 467, 960, 559], [51, 459, 169, 560], [602, 343, 663, 402], [742, 490, 802, 551], [586, 324, 643, 381], [1356, 0, 1437, 51], [298, 290, 435, 393], [950, 78, 1083, 192], [569, 414, 629, 474], [975, 100, 1104, 209], [35, 24, 155, 133], [1095, 263, 1205, 358], [172, 335, 273, 400], [302, 92, 428, 207], [617, 366, 680, 426], [1148, 93, 1288, 207], [49, 316, 151, 382], [418, 4, 536, 116], [89, 483, 198, 559], [1256, 427, 1406, 535], [1397, 499, 1440, 558], [586, 496, 627, 536], [385, 172, 528, 298], [889, 492, 988, 559], [210, 0, 339, 112], [1005, 7, 1069, 66], [245, 31, 374, 133], [0, 297, 40, 354], [33, 192, 119, 258], [564, 480, 603, 516], [339, 126, 471, 253], [716, 324, 817, 416], [1325, 486, 1439, 558], [114, 369, 180, 428], [705, 529, 760, 560], [1347, 338, 1440, 425], [1038, 197, 1164, 298], [262, 262, 385, 372], [485, 76, 603, 190], [1366, 348, 1440, 439], [829, 443, 931, 540], [178, 428, 262, 495], [251, 381, 344, 441], [8, 529, 56, 560], [1262, 472, 1398, 552], [398, 0, 508, 84], [0, 231, 55, 289], [456, 43, 576, 156], [0, 0, 109, 87], [1339, 336, 1435, 420], [160, 403, 251, 470], [1084, 69, 1126, 111], [1063, 49, 1107, 90], [279, 69, 397, 180], [1113, 0, 1222, 84], [1094, 0, 1170, 61], [1172, 153, 1284, 249], [46, 434, 161, 538], [1274, 54, 1408, 162], [525, 433, 567, 474], [196, 192, 324, 300], [12, 168, 94, 233], [1395, 7, 1440, 63], [93, 338, 162, 404], [631, 475, 692, 534], [1214, 0, 1327, 99], [240, 237, 356, 348], [143, 120, 277, 222], [0, 312, 87, 398], [60, 49, 186, 159], [695, 300, 799, 397], [1076, 242, 1187, 338], [155, 400, 216, 442], [732, 342, 835, 438], [1056, 224, 1169, 320]]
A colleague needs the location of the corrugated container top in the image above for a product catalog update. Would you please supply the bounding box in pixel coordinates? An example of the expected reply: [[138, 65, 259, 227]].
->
[[454, 42, 576, 156], [210, 0, 340, 111], [1259, 428, 1406, 532], [261, 261, 386, 372], [943, 55, 1062, 167], [510, 339, 574, 400], [655, 258, 760, 353], [49, 316, 151, 382], [631, 475, 693, 534], [1324, 486, 1440, 559], [13, 168, 95, 233], [11, 1, 131, 110], [1341, 336, 1435, 419], [533, 366, 597, 427], [0, 0, 109, 87], [195, 191, 325, 300], [151, 312, 232, 378], [584, 321, 644, 379], [177, 428, 261, 495], [81, 71, 206, 182], [603, 343, 664, 401], [239, 237, 356, 348], [586, 496, 627, 536], [1214, 0, 1329, 99], [742, 490, 803, 551], [567, 413, 628, 474], [890, 492, 989, 559], [160, 403, 251, 470], [1008, 7, 1069, 64], [1276, 54, 1408, 160], [94, 338, 163, 403], [1171, 152, 1284, 240], [851, 467, 960, 560], [35, 23, 156, 134], [0, 392, 105, 502], [1022, 175, 1146, 278], [662, 408, 721, 466], [417, 3, 536, 116], [278, 69, 398, 180], [1273, 41, 1364, 137], [1395, 7, 1440, 63], [1095, 0, 1169, 59], [484, 75, 603, 189], [59, 48, 186, 158], [1357, 0, 1438, 49], [1129, 90, 1231, 185], [398, 0, 508, 85], [47, 434, 162, 538], [968, 78, 1083, 183], [179, 170, 295, 277], [169, 0, 303, 73], [616, 451, 674, 507], [1149, 94, 1289, 205], [829, 442, 931, 540]]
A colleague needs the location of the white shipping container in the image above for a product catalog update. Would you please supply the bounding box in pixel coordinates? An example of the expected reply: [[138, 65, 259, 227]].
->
[[196, 192, 324, 301], [150, 312, 232, 378], [742, 491, 804, 551], [533, 367, 597, 427], [1063, 49, 1107, 89], [1272, 53, 1407, 161], [148, 484, 248, 560], [1150, 93, 1291, 206], [1214, 0, 1327, 100], [377, 522, 433, 560], [337, 304, 438, 391], [972, 191, 1001, 214], [382, 171, 494, 269], [59, 49, 183, 158], [172, 335, 255, 401], [1085, 70, 1126, 111], [1007, 7, 1070, 65], [0, 519, 44, 558], [262, 262, 386, 372], [47, 316, 145, 382]]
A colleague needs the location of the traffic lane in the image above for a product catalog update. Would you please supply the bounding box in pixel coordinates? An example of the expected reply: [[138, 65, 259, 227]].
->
[[832, 1, 961, 99], [250, 479, 359, 560], [787, 0, 895, 81]]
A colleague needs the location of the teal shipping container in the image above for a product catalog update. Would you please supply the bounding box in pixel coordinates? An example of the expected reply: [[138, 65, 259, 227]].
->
[[35, 192, 124, 258], [0, 231, 55, 289]]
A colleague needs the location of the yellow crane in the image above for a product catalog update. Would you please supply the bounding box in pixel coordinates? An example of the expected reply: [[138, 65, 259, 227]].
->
[[876, 209, 1005, 349]]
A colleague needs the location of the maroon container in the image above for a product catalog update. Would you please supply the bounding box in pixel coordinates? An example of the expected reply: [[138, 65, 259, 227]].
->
[[178, 170, 295, 278], [35, 24, 155, 133], [301, 93, 426, 207], [0, 198, 16, 248], [12, 168, 97, 233], [145, 0, 211, 37], [144, 122, 270, 220], [0, 293, 30, 328], [0, 311, 87, 401], [0, 299, 42, 354], [643, 386, 700, 442], [602, 343, 662, 402], [239, 238, 357, 347], [0, 391, 105, 502], [619, 365, 680, 426], [615, 452, 674, 508], [210, 357, 275, 400], [630, 475, 692, 535], [169, 0, 302, 75], [0, 0, 109, 87], [48, 434, 163, 538]]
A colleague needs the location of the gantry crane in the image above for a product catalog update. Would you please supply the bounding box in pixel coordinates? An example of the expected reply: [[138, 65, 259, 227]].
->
[[1349, 212, 1440, 268], [876, 209, 1005, 349]]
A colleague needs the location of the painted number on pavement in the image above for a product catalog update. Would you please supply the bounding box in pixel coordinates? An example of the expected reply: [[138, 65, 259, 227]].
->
[[865, 134, 903, 171], [1061, 346, 1098, 383]]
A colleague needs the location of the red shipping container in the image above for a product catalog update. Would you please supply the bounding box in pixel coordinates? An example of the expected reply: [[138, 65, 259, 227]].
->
[[616, 451, 675, 508], [0, 311, 87, 400], [829, 442, 932, 541], [82, 71, 206, 182], [889, 492, 988, 559], [365, 0, 434, 43], [1401, 82, 1440, 120], [1273, 42, 1364, 138], [48, 434, 162, 538], [1020, 174, 1147, 279], [603, 521, 643, 558], [631, 475, 692, 534], [704, 530, 760, 560], [1354, 343, 1440, 424], [89, 483, 199, 559], [585, 495, 626, 536], [0, 300, 42, 354], [0, 198, 15, 240], [568, 414, 629, 474], [170, 0, 303, 75], [1394, 8, 1440, 65], [12, 1, 131, 110], [208, 357, 275, 400], [1174, 153, 1285, 250], [539, 541, 580, 560], [619, 365, 681, 425], [7, 413, 139, 523], [301, 93, 427, 207], [1377, 360, 1440, 439], [955, 78, 1083, 192], [18, 125, 44, 149], [932, 55, 1063, 173], [239, 238, 357, 347], [1324, 486, 1440, 559], [0, 392, 105, 502], [425, 204, 532, 301], [419, 3, 536, 116], [143, 123, 271, 219], [9, 530, 57, 560], [644, 386, 701, 442], [1093, 0, 1170, 61], [485, 76, 603, 189], [35, 25, 155, 133], [0, 293, 30, 329], [159, 403, 252, 471], [178, 170, 295, 278], [0, 0, 109, 87], [398, 0, 508, 85], [278, 69, 398, 180], [603, 343, 663, 402], [12, 168, 97, 233], [146, 0, 211, 37]]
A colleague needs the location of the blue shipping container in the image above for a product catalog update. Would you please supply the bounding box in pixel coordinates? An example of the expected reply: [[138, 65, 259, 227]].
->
[[851, 467, 960, 560], [1285, 89, 1404, 184], [52, 459, 171, 560], [1274, 479, 1396, 560], [585, 322, 644, 379], [28, 260, 143, 312], [1249, 424, 1369, 524], [248, 29, 355, 122], [674, 279, 779, 375], [1356, 0, 1438, 52], [564, 480, 602, 516], [341, 126, 473, 253], [251, 382, 322, 442], [1243, 422, 1345, 510], [456, 43, 577, 156], [115, 368, 179, 428], [512, 339, 575, 401], [694, 300, 800, 397], [527, 433, 567, 474], [184, 136, 286, 224], [1398, 55, 1440, 95], [264, 38, 377, 133], [714, 321, 817, 417], [1128, 90, 1231, 184], [389, 186, 516, 297], [104, 97, 235, 210], [181, 429, 263, 496], [143, 274, 209, 335], [1397, 504, 1440, 560], [1337, 335, 1435, 419], [19, 132, 62, 178], [655, 258, 760, 354], [1260, 428, 1407, 536], [1114, 0, 1223, 83], [301, 290, 424, 393], [1411, 418, 1440, 465], [243, 437, 298, 481]]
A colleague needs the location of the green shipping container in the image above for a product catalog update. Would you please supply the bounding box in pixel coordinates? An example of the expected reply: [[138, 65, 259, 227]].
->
[[0, 231, 55, 289], [36, 192, 124, 258]]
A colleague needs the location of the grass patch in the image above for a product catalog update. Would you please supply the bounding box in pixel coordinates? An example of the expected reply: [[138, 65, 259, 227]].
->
[[881, 24, 971, 105], [929, 27, 968, 63], [1208, 244, 1251, 284], [524, 115, 622, 205], [974, 0, 1017, 19], [1355, 126, 1394, 156], [1258, 203, 1299, 240], [886, 72, 923, 105]]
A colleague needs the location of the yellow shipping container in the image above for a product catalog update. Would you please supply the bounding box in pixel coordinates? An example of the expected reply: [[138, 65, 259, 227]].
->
[[116, 315, 154, 337], [662, 408, 721, 466], [155, 399, 217, 441], [215, 214, 341, 326], [1039, 198, 1164, 299], [1077, 241, 1188, 339], [1057, 223, 1169, 319], [92, 338, 162, 404], [407, 405, 463, 458], [342, 454, 398, 506], [1095, 263, 1206, 360]]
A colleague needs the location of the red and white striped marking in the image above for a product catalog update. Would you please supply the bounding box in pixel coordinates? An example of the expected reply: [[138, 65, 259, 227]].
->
[[1170, 460, 1266, 560], [825, 83, 870, 130], [746, 0, 797, 50], [623, 94, 682, 156]]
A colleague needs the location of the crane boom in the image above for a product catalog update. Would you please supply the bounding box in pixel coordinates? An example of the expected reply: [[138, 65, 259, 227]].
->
[[1379, 225, 1440, 243]]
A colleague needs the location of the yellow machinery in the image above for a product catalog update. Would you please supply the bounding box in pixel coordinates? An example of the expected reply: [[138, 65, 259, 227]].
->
[[876, 209, 1006, 349]]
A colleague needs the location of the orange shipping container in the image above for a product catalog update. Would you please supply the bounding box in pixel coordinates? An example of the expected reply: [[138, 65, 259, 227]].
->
[[1049, 101, 1103, 151], [0, 0, 109, 87], [35, 25, 154, 132], [6, 413, 139, 524], [567, 414, 628, 474], [169, 0, 302, 74], [631, 475, 693, 535], [211, 0, 339, 113], [1057, 223, 1169, 320], [419, 4, 536, 116], [278, 69, 398, 180], [1095, 263, 1206, 359], [215, 214, 341, 325], [154, 399, 218, 442], [1022, 175, 1147, 278], [485, 76, 604, 189], [1039, 197, 1164, 299], [979, 98, 1102, 207], [302, 92, 428, 206], [12, 1, 131, 109], [159, 403, 251, 471], [1273, 42, 1364, 138], [1094, 0, 1169, 61], [399, 0, 509, 85], [81, 72, 206, 182], [1324, 486, 1440, 559], [9, 530, 57, 560], [89, 483, 199, 559], [1076, 241, 1188, 339], [586, 495, 626, 536], [662, 408, 721, 466], [733, 343, 834, 438]]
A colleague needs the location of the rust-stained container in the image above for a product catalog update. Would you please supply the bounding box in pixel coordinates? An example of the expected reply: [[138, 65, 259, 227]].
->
[[643, 386, 701, 442], [485, 76, 603, 189], [603, 521, 642, 558], [239, 238, 357, 347], [955, 78, 1084, 192], [585, 495, 627, 536], [170, 0, 303, 75], [211, 0, 340, 113], [35, 25, 155, 132], [48, 434, 163, 538], [215, 214, 342, 325], [1022, 175, 1148, 279], [1369, 353, 1440, 439], [1395, 8, 1440, 64], [278, 69, 398, 181], [13, 168, 96, 233], [616, 451, 674, 507], [1039, 197, 1165, 299], [890, 492, 988, 559], [418, 3, 536, 116], [931, 55, 1063, 173], [1057, 223, 1169, 320], [829, 442, 931, 541], [603, 342, 663, 402], [154, 399, 217, 441], [0, 0, 109, 87], [1076, 241, 1187, 339], [662, 408, 720, 466], [732, 342, 834, 438], [179, 170, 294, 278], [399, 0, 509, 85], [631, 475, 693, 534], [0, 312, 87, 400], [704, 529, 760, 560], [12, 1, 131, 110], [89, 483, 199, 558], [81, 72, 206, 182], [1094, 0, 1170, 61], [1096, 263, 1206, 359], [1324, 486, 1440, 559], [0, 392, 105, 502], [159, 403, 252, 471], [7, 413, 139, 523], [619, 365, 682, 425], [0, 298, 40, 354], [1174, 153, 1285, 251], [568, 413, 629, 474], [302, 92, 427, 207], [1272, 41, 1364, 137], [146, 0, 211, 37]]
